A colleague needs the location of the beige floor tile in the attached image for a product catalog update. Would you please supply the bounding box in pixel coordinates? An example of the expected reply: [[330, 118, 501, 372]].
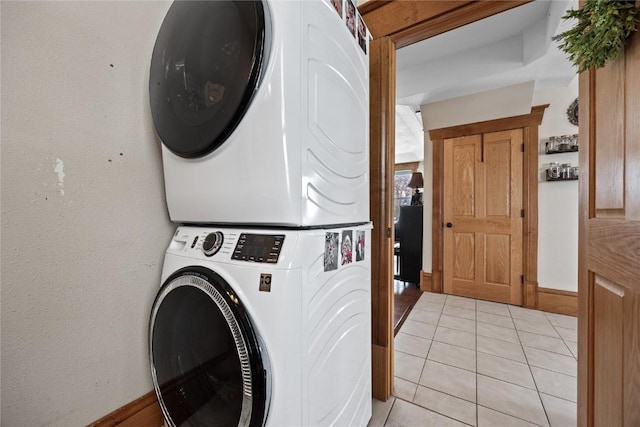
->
[[399, 319, 436, 340], [477, 352, 536, 389], [395, 333, 431, 358], [476, 300, 511, 317], [394, 351, 425, 383], [442, 304, 476, 320], [565, 340, 578, 359], [555, 326, 577, 342], [419, 360, 477, 403], [477, 406, 540, 427], [445, 295, 477, 310], [540, 393, 577, 427], [518, 331, 572, 356], [477, 322, 520, 343], [477, 311, 515, 329], [420, 292, 447, 304], [530, 367, 577, 402], [407, 308, 441, 325], [384, 398, 468, 427], [513, 318, 560, 338], [433, 326, 476, 350], [428, 341, 476, 372], [369, 397, 395, 427], [392, 376, 418, 402], [509, 306, 551, 323], [477, 375, 549, 426], [413, 386, 477, 426], [414, 300, 444, 313], [438, 314, 476, 333], [477, 335, 526, 363], [544, 312, 577, 330], [523, 346, 577, 377]]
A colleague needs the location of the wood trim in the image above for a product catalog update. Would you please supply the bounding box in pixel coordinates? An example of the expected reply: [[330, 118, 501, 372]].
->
[[357, 0, 391, 16], [368, 36, 395, 401], [371, 344, 392, 401], [522, 124, 539, 292], [361, 1, 531, 49], [430, 106, 545, 303], [577, 59, 595, 427], [88, 391, 163, 427], [431, 138, 444, 294], [429, 105, 549, 140], [420, 270, 432, 292], [524, 281, 538, 309], [395, 161, 419, 172], [538, 287, 578, 317]]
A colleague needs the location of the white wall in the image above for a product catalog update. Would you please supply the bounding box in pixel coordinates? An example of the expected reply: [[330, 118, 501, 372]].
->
[[533, 77, 579, 292], [1, 2, 174, 425], [420, 82, 535, 272]]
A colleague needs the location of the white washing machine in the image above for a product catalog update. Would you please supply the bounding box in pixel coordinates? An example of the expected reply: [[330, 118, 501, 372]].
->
[[149, 0, 371, 227], [149, 224, 372, 426]]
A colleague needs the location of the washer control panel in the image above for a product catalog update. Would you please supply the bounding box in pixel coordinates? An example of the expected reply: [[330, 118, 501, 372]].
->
[[232, 233, 285, 263], [202, 231, 224, 257]]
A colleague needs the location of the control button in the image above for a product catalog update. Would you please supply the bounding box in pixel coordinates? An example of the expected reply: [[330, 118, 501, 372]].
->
[[202, 231, 224, 257]]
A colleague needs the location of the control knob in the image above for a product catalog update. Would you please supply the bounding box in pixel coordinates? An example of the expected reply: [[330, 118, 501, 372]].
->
[[202, 231, 224, 257]]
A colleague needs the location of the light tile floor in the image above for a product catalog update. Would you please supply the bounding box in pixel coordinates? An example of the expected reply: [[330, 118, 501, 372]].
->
[[369, 293, 578, 427]]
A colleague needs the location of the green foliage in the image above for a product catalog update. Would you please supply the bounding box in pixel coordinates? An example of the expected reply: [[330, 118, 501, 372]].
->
[[555, 0, 639, 73]]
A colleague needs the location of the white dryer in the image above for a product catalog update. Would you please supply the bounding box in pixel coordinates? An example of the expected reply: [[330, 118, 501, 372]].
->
[[149, 224, 372, 426], [149, 0, 371, 227]]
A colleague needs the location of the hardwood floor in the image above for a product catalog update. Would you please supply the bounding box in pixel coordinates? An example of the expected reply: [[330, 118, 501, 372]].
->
[[393, 280, 422, 336]]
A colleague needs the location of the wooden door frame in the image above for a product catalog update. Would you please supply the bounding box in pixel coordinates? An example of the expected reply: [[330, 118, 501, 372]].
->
[[360, 0, 534, 401], [429, 106, 547, 307]]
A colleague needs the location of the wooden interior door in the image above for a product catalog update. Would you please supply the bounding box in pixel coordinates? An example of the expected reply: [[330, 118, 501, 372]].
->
[[443, 129, 523, 304], [578, 14, 640, 426]]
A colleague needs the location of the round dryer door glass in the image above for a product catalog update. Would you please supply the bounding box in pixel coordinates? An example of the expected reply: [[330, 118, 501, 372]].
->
[[150, 1, 269, 158], [150, 268, 268, 427]]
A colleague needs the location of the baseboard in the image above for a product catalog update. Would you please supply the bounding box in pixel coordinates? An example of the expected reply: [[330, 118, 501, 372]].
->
[[420, 270, 433, 292], [537, 287, 578, 317], [88, 390, 164, 427]]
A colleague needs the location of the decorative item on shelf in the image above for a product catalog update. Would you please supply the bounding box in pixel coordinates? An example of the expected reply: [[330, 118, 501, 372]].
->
[[546, 163, 579, 181], [567, 98, 579, 126], [553, 0, 639, 73], [408, 172, 424, 206], [545, 134, 579, 154]]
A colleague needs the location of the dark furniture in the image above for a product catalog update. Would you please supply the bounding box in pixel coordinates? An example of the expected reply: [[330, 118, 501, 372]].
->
[[394, 205, 423, 285]]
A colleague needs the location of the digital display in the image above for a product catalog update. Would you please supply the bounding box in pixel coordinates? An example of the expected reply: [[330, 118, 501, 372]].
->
[[231, 234, 285, 263]]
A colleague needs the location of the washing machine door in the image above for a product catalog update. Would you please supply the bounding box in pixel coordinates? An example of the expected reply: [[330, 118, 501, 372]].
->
[[149, 0, 270, 159], [150, 267, 269, 427]]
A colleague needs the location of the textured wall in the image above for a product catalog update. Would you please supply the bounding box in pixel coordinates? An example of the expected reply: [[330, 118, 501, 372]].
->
[[1, 1, 174, 425]]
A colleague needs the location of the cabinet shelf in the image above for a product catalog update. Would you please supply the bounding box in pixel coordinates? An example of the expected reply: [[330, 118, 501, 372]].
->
[[545, 146, 578, 155]]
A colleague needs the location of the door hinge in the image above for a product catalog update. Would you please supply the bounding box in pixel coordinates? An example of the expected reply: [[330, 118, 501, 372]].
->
[[521, 274, 525, 284], [521, 143, 525, 152], [386, 227, 391, 238], [520, 209, 525, 218]]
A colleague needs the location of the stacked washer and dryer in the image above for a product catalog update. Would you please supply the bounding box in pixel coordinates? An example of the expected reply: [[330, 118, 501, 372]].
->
[[147, 1, 373, 426]]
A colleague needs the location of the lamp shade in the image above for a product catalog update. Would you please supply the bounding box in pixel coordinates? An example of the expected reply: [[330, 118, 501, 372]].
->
[[408, 172, 424, 189]]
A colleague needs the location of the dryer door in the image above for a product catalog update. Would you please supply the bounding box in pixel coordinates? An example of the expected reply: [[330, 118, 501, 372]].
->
[[150, 1, 270, 159], [150, 267, 269, 427]]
